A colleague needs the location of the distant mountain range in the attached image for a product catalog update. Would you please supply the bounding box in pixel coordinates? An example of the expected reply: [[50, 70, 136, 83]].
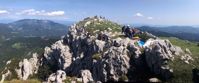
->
[[138, 26, 199, 41], [0, 19, 69, 39], [0, 19, 198, 42]]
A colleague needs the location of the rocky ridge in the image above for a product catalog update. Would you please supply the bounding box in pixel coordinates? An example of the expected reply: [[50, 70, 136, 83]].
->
[[0, 16, 194, 83]]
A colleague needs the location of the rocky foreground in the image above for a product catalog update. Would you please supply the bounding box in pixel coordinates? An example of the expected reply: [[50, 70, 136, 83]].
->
[[0, 16, 194, 83]]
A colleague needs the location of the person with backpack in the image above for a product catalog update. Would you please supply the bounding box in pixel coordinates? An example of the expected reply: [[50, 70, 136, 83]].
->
[[122, 25, 126, 34], [125, 25, 132, 38]]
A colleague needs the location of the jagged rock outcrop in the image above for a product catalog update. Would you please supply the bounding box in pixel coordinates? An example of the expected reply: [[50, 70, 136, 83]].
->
[[15, 53, 39, 80], [2, 16, 194, 82], [89, 40, 131, 82], [43, 40, 72, 70], [100, 39, 131, 81], [144, 39, 175, 80], [91, 38, 134, 82], [182, 48, 194, 64], [40, 16, 133, 82]]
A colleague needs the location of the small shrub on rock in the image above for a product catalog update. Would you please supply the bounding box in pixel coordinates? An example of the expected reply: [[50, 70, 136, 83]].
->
[[92, 53, 101, 60], [119, 75, 128, 81]]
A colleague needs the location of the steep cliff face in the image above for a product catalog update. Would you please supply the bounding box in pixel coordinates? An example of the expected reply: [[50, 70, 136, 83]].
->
[[1, 16, 194, 83]]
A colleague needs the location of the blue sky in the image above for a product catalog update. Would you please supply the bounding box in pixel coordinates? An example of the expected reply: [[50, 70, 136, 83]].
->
[[0, 0, 199, 25]]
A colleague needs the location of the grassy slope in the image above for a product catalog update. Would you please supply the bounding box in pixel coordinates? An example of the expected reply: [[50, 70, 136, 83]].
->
[[85, 20, 121, 33], [77, 17, 121, 35], [161, 37, 199, 83], [4, 79, 41, 83]]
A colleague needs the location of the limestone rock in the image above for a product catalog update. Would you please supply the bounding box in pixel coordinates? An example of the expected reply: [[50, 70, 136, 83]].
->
[[15, 53, 39, 80], [149, 78, 161, 82], [145, 39, 175, 80], [183, 48, 194, 64], [145, 32, 157, 39], [6, 60, 11, 65], [43, 40, 72, 70], [144, 39, 194, 80], [0, 70, 11, 83], [100, 46, 130, 81], [173, 46, 184, 55], [16, 59, 32, 80], [94, 40, 105, 52], [48, 70, 66, 83], [113, 38, 122, 47], [81, 70, 94, 83]]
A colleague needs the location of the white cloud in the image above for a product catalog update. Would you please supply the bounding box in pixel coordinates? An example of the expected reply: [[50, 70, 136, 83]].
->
[[46, 11, 65, 16], [134, 13, 144, 17], [16, 9, 65, 16], [147, 17, 153, 20], [0, 10, 9, 14], [134, 12, 155, 20]]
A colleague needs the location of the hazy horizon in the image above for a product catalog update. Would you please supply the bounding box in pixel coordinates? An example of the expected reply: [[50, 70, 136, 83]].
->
[[0, 18, 199, 28], [0, 0, 199, 26]]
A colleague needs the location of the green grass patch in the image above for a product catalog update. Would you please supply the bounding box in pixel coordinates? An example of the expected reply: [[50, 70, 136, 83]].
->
[[160, 37, 199, 83], [92, 53, 101, 60], [119, 75, 128, 81], [84, 20, 121, 34], [12, 43, 25, 49], [134, 33, 151, 42], [112, 34, 126, 39], [64, 76, 82, 83], [4, 79, 41, 83]]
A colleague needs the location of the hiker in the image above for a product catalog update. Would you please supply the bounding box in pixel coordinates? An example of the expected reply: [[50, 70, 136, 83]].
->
[[97, 33, 103, 40], [124, 26, 128, 37], [122, 25, 142, 39], [122, 25, 126, 34], [124, 25, 133, 38], [131, 28, 135, 37]]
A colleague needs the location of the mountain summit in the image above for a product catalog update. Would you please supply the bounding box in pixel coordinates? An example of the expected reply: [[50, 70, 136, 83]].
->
[[0, 16, 197, 83]]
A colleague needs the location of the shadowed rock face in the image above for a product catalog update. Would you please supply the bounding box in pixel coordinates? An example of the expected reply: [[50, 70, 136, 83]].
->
[[192, 68, 199, 83], [1, 16, 194, 83]]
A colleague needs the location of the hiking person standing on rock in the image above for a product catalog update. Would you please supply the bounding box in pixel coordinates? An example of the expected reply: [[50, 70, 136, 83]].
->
[[122, 25, 126, 34]]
